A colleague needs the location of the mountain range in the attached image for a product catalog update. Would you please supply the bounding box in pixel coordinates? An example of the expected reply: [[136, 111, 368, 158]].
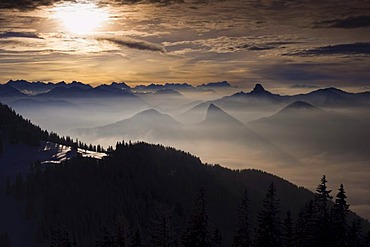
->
[[1, 101, 369, 246]]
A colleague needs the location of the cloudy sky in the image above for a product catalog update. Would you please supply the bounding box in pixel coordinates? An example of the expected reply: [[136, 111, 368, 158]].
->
[[0, 0, 369, 89]]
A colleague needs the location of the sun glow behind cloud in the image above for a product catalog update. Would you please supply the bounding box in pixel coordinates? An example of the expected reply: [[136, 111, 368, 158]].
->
[[52, 2, 109, 35]]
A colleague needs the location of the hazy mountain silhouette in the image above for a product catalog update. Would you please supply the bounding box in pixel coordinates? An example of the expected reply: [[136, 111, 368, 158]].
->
[[8, 98, 77, 109], [176, 102, 210, 124], [36, 86, 137, 99], [0, 84, 25, 97], [73, 108, 182, 141], [197, 80, 234, 89], [201, 103, 244, 127], [6, 79, 92, 95], [154, 88, 183, 96], [249, 101, 370, 159], [292, 87, 367, 107], [109, 81, 131, 90]]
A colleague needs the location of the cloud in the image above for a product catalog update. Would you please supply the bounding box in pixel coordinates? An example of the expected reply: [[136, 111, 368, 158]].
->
[[314, 15, 370, 29], [100, 37, 166, 53], [286, 43, 370, 56], [290, 84, 318, 89], [0, 31, 43, 39], [0, 0, 184, 10], [0, 0, 65, 10], [163, 36, 299, 54]]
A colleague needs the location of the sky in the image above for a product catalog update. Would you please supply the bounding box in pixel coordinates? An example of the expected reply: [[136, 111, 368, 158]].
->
[[0, 0, 370, 89]]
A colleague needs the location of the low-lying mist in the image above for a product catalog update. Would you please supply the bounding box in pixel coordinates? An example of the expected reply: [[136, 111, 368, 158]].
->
[[2, 83, 370, 220]]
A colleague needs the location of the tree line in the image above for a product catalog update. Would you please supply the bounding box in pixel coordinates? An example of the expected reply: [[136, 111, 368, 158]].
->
[[0, 102, 106, 153], [6, 141, 370, 247]]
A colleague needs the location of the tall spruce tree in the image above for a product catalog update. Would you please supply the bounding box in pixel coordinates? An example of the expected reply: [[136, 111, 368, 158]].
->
[[233, 190, 251, 247], [254, 182, 281, 247], [211, 228, 223, 247], [349, 219, 364, 247], [129, 229, 143, 247], [313, 175, 333, 247], [331, 184, 350, 247], [295, 200, 316, 247], [282, 211, 294, 247], [149, 204, 177, 247], [182, 187, 210, 247]]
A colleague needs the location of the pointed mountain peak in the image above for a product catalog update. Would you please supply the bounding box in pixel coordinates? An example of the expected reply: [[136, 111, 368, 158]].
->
[[207, 103, 221, 112], [204, 103, 244, 126], [251, 83, 266, 93]]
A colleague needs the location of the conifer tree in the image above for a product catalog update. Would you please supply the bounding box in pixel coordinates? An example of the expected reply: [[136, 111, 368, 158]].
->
[[254, 182, 281, 247], [130, 229, 143, 247], [313, 175, 332, 247], [149, 205, 177, 247], [211, 228, 223, 247], [114, 216, 127, 247], [282, 211, 293, 247], [331, 183, 350, 247], [348, 219, 364, 247], [233, 190, 251, 247], [295, 200, 316, 247], [182, 187, 210, 247]]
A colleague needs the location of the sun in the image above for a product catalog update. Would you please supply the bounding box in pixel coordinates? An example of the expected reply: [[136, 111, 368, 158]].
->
[[52, 2, 109, 35]]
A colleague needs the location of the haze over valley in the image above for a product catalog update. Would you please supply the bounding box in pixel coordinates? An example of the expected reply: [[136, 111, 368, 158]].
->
[[2, 79, 370, 220]]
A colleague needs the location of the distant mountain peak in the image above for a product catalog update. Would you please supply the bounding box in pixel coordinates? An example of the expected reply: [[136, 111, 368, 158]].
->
[[207, 103, 220, 112], [279, 101, 322, 114], [137, 108, 161, 115], [154, 89, 183, 96], [251, 83, 267, 94], [204, 103, 244, 126], [198, 81, 232, 88]]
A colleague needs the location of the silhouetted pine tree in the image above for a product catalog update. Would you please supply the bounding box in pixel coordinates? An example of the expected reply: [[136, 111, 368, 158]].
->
[[254, 182, 281, 247], [313, 175, 333, 247], [114, 216, 127, 247], [348, 219, 364, 247], [50, 226, 75, 247], [96, 227, 115, 247], [182, 188, 210, 247], [149, 204, 177, 247], [130, 229, 143, 247], [365, 231, 370, 247], [295, 200, 316, 247], [331, 183, 350, 247], [233, 190, 251, 247], [282, 211, 293, 247], [211, 228, 223, 247]]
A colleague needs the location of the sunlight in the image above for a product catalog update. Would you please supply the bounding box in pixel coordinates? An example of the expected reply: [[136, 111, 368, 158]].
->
[[52, 2, 109, 35]]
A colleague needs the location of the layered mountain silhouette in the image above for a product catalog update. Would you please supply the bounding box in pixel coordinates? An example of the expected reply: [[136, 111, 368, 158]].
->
[[249, 101, 370, 159], [154, 88, 183, 96], [0, 84, 25, 97], [73, 108, 182, 141], [36, 86, 136, 99], [200, 103, 244, 127], [6, 79, 92, 95]]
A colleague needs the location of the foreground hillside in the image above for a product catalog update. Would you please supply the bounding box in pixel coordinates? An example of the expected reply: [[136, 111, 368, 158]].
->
[[7, 142, 370, 247]]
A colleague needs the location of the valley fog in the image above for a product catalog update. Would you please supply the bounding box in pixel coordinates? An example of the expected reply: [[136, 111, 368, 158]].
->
[[2, 81, 370, 219]]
